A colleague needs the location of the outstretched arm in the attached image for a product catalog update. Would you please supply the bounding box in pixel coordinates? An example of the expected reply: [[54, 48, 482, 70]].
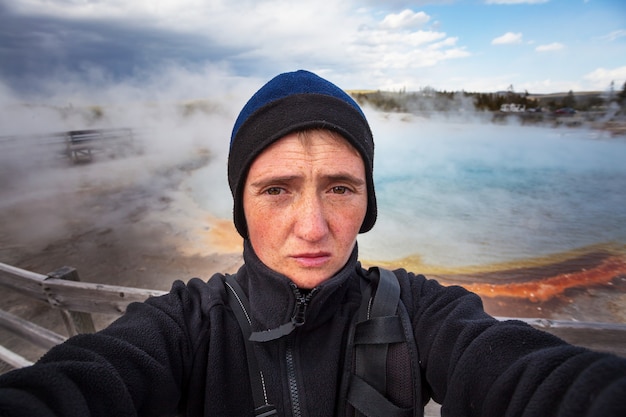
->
[[405, 272, 626, 417], [0, 278, 211, 417]]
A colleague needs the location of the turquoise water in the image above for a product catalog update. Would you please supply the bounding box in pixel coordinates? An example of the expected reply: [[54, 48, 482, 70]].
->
[[358, 115, 626, 267], [189, 114, 626, 268]]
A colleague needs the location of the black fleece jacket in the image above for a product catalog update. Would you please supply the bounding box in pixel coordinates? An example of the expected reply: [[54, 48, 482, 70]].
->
[[1, 241, 625, 417]]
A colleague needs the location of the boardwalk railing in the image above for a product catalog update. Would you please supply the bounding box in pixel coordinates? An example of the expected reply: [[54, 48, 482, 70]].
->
[[64, 128, 137, 162], [0, 128, 139, 164], [0, 262, 165, 369], [1, 262, 626, 371]]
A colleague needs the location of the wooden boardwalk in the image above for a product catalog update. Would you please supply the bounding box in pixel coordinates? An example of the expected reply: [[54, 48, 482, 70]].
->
[[0, 128, 138, 164]]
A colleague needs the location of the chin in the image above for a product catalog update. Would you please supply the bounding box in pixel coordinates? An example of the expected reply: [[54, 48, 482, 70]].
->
[[289, 272, 333, 289]]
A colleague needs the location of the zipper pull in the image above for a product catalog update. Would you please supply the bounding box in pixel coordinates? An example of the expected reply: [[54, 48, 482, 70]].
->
[[290, 284, 317, 327], [249, 285, 318, 342]]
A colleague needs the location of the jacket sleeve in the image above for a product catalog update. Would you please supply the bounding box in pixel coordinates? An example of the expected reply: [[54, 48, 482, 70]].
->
[[405, 272, 626, 417], [0, 278, 214, 417]]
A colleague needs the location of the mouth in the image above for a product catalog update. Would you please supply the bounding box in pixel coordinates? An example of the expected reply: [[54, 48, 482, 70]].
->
[[292, 252, 332, 268]]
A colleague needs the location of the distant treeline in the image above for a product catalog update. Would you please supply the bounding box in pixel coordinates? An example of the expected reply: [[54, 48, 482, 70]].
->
[[349, 81, 626, 113]]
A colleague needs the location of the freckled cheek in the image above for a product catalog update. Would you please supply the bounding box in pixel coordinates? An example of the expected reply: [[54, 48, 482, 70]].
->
[[244, 201, 271, 236], [251, 204, 293, 236], [328, 203, 367, 235]]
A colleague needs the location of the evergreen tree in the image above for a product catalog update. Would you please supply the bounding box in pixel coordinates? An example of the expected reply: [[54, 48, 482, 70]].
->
[[609, 81, 615, 101], [618, 81, 626, 106], [562, 90, 577, 108]]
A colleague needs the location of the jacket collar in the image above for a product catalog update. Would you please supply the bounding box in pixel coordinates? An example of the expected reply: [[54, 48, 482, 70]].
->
[[235, 240, 360, 338]]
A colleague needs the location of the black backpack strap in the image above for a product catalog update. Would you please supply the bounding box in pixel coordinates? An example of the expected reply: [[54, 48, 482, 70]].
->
[[224, 274, 277, 417], [347, 267, 413, 417]]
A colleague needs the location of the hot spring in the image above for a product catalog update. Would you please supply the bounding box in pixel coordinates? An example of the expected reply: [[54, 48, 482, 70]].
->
[[190, 111, 626, 270], [360, 113, 626, 268]]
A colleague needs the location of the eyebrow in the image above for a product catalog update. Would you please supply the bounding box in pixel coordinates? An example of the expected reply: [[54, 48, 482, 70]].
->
[[249, 173, 366, 189], [324, 173, 366, 186], [249, 175, 300, 189]]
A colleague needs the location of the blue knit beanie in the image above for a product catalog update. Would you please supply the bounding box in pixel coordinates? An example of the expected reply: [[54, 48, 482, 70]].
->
[[228, 70, 377, 238]]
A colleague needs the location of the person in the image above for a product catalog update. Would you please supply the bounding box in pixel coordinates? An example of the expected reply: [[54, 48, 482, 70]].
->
[[1, 69, 625, 417]]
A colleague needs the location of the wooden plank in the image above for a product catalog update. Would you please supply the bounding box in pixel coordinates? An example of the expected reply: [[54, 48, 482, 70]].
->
[[0, 263, 47, 302], [0, 345, 33, 369], [0, 310, 66, 350], [41, 279, 167, 314], [47, 267, 96, 335], [0, 262, 166, 315], [0, 262, 47, 282]]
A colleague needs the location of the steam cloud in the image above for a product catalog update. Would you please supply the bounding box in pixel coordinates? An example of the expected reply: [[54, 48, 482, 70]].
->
[[1, 66, 625, 269], [0, 66, 259, 251]]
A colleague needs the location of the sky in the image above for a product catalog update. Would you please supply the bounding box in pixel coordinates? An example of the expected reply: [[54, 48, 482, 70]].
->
[[0, 0, 625, 100]]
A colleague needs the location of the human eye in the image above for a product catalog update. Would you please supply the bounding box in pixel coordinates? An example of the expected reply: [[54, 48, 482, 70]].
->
[[264, 186, 283, 196], [330, 185, 350, 195]]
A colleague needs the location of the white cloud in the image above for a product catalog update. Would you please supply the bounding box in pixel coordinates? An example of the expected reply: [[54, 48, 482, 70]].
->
[[1, 0, 477, 93], [379, 9, 430, 30], [535, 42, 564, 52], [227, 3, 470, 89], [597, 30, 626, 42], [518, 79, 583, 95], [583, 66, 626, 91], [345, 17, 470, 86], [492, 32, 523, 45]]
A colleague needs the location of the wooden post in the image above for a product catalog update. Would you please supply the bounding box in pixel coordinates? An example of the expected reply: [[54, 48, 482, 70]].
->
[[46, 267, 96, 336]]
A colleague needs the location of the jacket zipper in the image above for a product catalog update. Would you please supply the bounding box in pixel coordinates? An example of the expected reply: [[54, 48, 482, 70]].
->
[[286, 340, 301, 417], [286, 284, 317, 417]]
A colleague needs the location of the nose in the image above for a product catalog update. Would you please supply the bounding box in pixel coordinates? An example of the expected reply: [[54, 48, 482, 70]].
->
[[294, 193, 329, 242]]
